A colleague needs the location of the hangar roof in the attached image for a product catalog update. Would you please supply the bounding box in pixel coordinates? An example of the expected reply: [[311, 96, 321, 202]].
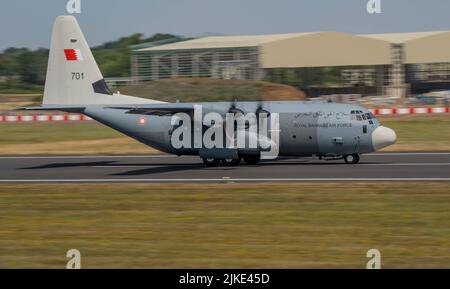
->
[[137, 32, 317, 51], [136, 30, 450, 67], [260, 31, 392, 68], [359, 31, 449, 44]]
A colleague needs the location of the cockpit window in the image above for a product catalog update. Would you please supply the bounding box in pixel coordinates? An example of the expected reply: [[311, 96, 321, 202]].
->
[[351, 110, 376, 121]]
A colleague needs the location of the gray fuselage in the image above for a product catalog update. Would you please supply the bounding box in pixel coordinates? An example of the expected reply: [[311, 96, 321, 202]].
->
[[83, 101, 382, 158]]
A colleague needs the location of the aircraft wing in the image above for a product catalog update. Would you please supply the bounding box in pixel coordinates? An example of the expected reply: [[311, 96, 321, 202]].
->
[[19, 103, 228, 117], [105, 103, 198, 116], [18, 103, 197, 115]]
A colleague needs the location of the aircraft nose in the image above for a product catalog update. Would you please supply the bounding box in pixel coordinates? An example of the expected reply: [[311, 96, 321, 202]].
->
[[372, 126, 397, 151]]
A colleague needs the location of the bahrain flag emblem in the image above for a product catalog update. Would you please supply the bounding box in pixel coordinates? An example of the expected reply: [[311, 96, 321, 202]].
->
[[64, 49, 83, 61]]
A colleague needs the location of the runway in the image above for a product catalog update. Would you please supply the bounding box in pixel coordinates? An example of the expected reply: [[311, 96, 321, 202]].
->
[[0, 153, 449, 183]]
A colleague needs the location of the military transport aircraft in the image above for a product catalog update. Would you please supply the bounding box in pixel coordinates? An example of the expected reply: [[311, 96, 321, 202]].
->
[[20, 16, 397, 166]]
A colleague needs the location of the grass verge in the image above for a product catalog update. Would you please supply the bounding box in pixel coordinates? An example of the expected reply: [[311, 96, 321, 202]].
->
[[0, 115, 449, 155], [0, 122, 157, 155], [380, 115, 450, 151], [0, 182, 448, 268]]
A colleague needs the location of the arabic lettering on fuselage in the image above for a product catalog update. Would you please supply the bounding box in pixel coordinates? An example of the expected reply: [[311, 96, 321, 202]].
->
[[294, 111, 350, 120]]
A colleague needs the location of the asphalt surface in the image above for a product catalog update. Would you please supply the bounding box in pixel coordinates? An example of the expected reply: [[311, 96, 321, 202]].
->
[[0, 153, 449, 183]]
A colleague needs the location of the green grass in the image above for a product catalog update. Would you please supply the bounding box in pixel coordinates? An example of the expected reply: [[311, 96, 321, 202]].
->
[[0, 115, 449, 155], [0, 78, 303, 110], [118, 78, 304, 102], [0, 122, 121, 145], [119, 78, 265, 102], [0, 122, 154, 155], [0, 182, 448, 268], [380, 116, 450, 151], [0, 83, 43, 95]]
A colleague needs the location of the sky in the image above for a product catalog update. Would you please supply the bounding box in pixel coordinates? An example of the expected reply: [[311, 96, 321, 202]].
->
[[1, 0, 450, 51]]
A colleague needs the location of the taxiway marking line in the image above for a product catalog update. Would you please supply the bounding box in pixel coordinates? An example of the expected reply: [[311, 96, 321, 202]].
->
[[92, 165, 163, 168], [367, 153, 450, 156], [358, 163, 450, 166], [0, 153, 449, 160], [0, 155, 175, 159], [0, 178, 450, 183], [89, 163, 450, 168]]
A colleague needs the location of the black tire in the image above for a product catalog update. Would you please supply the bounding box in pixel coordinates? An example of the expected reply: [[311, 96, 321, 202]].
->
[[202, 158, 220, 167], [344, 154, 360, 164], [221, 157, 241, 166], [243, 155, 261, 165]]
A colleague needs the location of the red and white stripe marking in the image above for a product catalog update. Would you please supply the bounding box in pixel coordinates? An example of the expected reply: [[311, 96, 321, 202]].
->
[[0, 114, 92, 123], [0, 107, 449, 123], [370, 107, 450, 115]]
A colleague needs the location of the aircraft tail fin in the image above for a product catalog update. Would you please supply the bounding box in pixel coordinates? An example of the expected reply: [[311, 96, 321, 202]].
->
[[43, 15, 158, 105]]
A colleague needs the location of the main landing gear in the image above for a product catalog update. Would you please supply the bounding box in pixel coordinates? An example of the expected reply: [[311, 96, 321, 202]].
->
[[202, 155, 261, 167], [344, 154, 360, 164], [202, 154, 359, 166], [221, 158, 242, 166], [242, 155, 261, 165], [202, 158, 221, 167]]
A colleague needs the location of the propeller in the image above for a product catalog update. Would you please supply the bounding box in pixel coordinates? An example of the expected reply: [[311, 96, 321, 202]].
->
[[228, 99, 244, 116], [222, 99, 274, 151], [255, 101, 270, 118]]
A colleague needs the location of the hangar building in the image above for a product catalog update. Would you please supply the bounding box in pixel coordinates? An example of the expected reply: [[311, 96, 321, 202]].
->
[[131, 30, 450, 97]]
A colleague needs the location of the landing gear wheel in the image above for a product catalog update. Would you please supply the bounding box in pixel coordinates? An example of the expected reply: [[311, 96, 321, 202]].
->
[[221, 158, 241, 166], [344, 154, 360, 164], [243, 155, 261, 165], [202, 158, 220, 167]]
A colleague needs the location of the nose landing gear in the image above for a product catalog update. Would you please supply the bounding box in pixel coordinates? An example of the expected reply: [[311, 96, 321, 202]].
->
[[344, 154, 360, 164]]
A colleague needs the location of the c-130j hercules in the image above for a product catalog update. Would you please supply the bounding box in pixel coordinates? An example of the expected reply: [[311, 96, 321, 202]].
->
[[21, 16, 397, 166]]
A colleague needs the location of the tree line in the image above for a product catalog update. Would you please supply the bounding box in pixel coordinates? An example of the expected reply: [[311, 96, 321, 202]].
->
[[0, 33, 177, 92]]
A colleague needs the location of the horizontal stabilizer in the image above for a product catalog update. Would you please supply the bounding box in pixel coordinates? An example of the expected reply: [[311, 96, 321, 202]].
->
[[17, 105, 86, 113]]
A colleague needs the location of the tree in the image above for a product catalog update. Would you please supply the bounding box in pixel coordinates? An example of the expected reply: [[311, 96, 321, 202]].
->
[[0, 33, 179, 87]]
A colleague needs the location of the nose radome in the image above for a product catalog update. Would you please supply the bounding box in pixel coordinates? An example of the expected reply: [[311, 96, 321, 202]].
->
[[372, 126, 397, 151]]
